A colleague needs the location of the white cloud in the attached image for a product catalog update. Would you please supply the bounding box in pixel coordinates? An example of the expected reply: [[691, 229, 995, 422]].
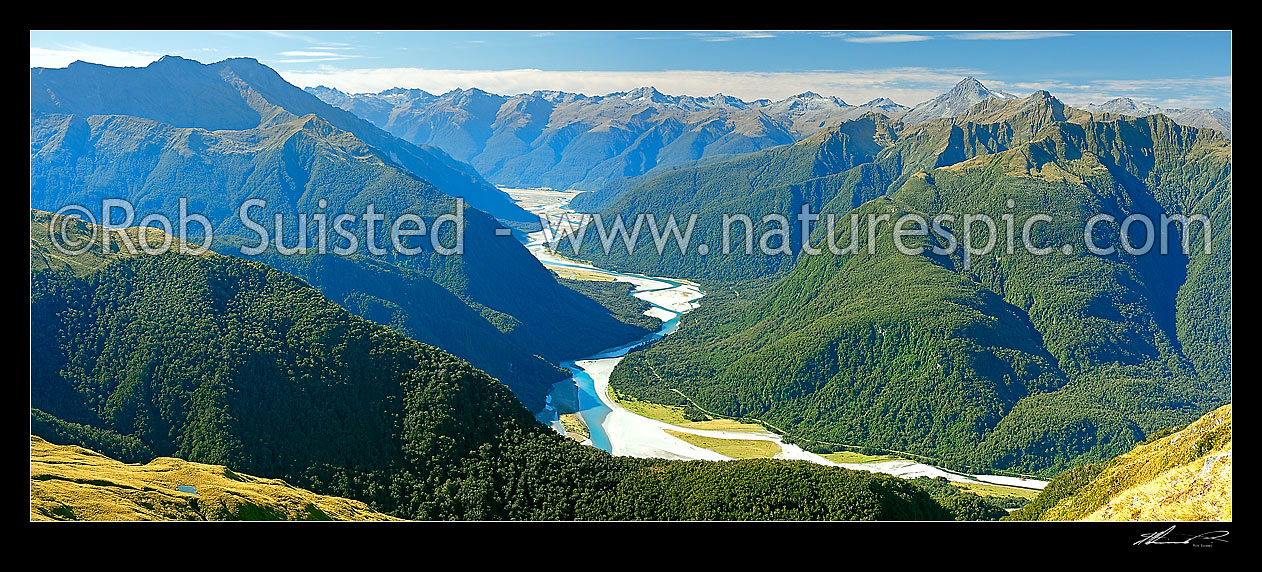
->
[[987, 76, 1232, 110], [276, 66, 985, 107], [31, 45, 162, 69], [277, 58, 362, 63], [279, 51, 355, 58], [275, 47, 364, 64], [948, 31, 1071, 40], [844, 34, 933, 44], [692, 31, 777, 42], [263, 30, 323, 44]]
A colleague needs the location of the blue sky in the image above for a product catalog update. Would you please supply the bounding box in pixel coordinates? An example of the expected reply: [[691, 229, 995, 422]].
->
[[30, 30, 1232, 109]]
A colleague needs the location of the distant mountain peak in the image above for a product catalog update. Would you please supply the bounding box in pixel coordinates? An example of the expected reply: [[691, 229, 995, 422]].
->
[[1084, 96, 1164, 116], [1079, 96, 1230, 138], [141, 54, 211, 70], [447, 86, 491, 97], [902, 76, 1019, 124], [623, 86, 667, 101], [859, 97, 909, 112], [769, 92, 850, 112], [379, 87, 430, 97], [948, 76, 1013, 99], [708, 93, 749, 108], [308, 85, 347, 96], [780, 91, 849, 107], [528, 89, 586, 103], [1028, 89, 1056, 101]]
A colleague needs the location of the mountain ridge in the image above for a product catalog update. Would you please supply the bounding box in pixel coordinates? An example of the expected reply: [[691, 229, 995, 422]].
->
[[1083, 96, 1232, 139], [32, 55, 535, 224], [306, 83, 911, 191], [29, 58, 657, 411], [1007, 404, 1231, 521]]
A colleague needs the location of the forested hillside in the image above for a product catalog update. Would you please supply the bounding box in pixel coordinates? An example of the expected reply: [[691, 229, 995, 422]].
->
[[570, 91, 1100, 280], [29, 218, 955, 520], [604, 95, 1231, 476]]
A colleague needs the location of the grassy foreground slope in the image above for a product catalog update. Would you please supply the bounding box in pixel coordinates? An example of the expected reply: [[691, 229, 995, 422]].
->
[[31, 436, 398, 521], [1008, 404, 1231, 521]]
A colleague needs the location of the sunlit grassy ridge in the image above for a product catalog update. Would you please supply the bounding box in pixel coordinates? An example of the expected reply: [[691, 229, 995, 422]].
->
[[30, 209, 204, 277], [1008, 404, 1231, 521], [30, 436, 397, 521]]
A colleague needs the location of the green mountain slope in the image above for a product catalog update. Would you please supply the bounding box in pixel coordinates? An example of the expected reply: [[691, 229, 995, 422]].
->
[[570, 92, 1100, 281], [605, 102, 1231, 475], [567, 112, 899, 280], [29, 58, 658, 411], [210, 243, 570, 402]]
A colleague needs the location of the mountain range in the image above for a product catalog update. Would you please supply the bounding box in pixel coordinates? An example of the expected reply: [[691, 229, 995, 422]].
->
[[309, 77, 1230, 193], [1082, 97, 1232, 139], [307, 84, 911, 191], [29, 56, 653, 412]]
